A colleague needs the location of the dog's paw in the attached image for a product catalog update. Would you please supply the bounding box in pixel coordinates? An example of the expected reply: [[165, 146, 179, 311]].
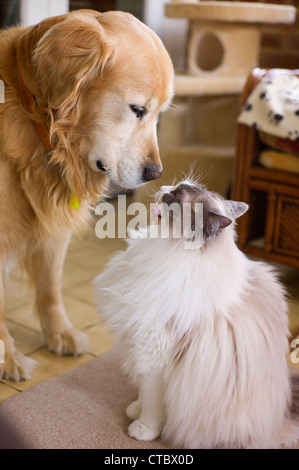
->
[[0, 350, 37, 382], [128, 419, 161, 441], [46, 328, 89, 356], [126, 401, 141, 420]]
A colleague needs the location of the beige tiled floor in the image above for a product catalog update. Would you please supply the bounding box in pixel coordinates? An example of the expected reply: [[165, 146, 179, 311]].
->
[[0, 191, 299, 402], [0, 221, 123, 401]]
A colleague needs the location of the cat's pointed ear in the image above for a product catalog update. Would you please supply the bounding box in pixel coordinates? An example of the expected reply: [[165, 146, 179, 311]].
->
[[226, 201, 249, 219], [205, 210, 232, 238]]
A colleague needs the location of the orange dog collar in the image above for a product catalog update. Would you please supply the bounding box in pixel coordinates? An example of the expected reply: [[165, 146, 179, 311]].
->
[[17, 69, 80, 208]]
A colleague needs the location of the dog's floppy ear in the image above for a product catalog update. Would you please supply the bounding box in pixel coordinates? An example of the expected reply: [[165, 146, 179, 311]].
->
[[33, 13, 114, 109]]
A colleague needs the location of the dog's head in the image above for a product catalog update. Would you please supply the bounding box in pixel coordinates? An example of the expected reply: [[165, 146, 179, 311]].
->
[[21, 10, 174, 193]]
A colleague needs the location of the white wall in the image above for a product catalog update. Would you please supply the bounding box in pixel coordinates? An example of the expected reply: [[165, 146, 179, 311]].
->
[[20, 0, 69, 27], [144, 0, 188, 70]]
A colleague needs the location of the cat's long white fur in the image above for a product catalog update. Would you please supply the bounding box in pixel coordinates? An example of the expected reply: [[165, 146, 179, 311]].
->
[[94, 197, 299, 448]]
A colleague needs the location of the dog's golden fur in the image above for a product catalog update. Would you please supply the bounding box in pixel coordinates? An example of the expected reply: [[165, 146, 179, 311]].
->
[[0, 9, 174, 381]]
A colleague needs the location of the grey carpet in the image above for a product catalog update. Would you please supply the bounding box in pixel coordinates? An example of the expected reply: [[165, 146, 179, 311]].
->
[[0, 350, 172, 449]]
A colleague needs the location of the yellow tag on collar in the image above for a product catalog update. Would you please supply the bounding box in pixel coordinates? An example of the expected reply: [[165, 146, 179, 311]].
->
[[70, 194, 80, 209]]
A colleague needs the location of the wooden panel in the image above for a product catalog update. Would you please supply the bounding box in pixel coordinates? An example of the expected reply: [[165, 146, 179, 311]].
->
[[248, 179, 299, 198], [242, 245, 299, 268], [274, 196, 299, 257], [264, 186, 276, 253], [249, 166, 299, 187]]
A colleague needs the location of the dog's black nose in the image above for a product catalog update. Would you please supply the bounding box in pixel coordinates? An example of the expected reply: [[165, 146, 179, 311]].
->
[[143, 165, 162, 182]]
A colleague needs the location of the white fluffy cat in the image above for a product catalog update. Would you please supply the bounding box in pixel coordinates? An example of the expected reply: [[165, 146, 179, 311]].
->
[[94, 180, 299, 448]]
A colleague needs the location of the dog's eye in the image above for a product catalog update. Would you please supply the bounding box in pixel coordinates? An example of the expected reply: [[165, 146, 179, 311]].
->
[[130, 105, 145, 119]]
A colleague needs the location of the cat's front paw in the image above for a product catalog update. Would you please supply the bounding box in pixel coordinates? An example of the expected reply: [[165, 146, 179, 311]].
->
[[128, 419, 161, 441]]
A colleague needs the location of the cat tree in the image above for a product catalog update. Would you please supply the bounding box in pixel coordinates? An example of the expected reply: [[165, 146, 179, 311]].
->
[[156, 0, 296, 197]]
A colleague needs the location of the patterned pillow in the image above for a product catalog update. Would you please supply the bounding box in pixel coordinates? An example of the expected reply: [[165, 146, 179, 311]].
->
[[238, 69, 299, 153]]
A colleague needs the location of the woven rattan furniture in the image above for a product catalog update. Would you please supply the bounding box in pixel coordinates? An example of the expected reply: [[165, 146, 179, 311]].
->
[[231, 68, 299, 268]]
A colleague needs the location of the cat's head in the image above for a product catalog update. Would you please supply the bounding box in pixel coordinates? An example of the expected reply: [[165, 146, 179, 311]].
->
[[153, 179, 248, 248]]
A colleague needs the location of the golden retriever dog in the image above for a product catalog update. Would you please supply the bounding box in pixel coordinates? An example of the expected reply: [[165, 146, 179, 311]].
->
[[0, 9, 174, 381]]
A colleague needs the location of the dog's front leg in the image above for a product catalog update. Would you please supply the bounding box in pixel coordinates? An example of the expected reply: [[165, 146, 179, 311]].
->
[[30, 235, 89, 356]]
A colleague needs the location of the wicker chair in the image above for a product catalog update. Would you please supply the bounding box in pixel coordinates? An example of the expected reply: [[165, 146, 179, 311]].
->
[[231, 68, 299, 268]]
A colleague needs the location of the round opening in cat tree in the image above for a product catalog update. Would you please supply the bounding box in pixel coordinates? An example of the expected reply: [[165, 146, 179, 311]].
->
[[196, 32, 224, 72]]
